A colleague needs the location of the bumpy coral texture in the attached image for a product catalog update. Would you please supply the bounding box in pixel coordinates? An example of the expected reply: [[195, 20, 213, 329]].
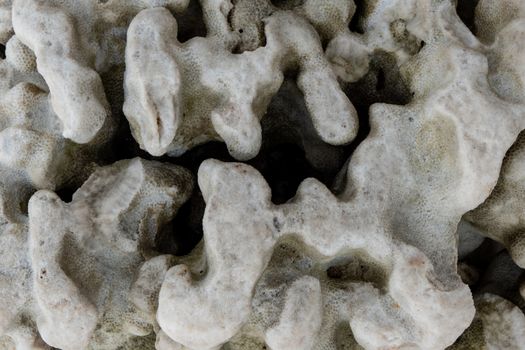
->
[[1, 158, 192, 349], [1, 0, 525, 350], [123, 3, 358, 159]]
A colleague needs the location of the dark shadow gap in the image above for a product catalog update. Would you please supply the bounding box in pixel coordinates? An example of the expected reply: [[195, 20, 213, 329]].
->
[[258, 74, 348, 202], [173, 0, 207, 43], [154, 141, 233, 256], [270, 0, 304, 10], [455, 0, 480, 35], [341, 50, 412, 170], [460, 238, 503, 275], [102, 52, 412, 256], [249, 142, 318, 204], [175, 141, 234, 172], [100, 65, 149, 164], [349, 0, 365, 34], [156, 191, 205, 256], [10, 184, 35, 216], [376, 68, 385, 91], [155, 139, 321, 255], [56, 187, 75, 203]]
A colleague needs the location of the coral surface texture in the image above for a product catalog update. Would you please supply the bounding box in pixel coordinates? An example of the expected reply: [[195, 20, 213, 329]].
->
[[0, 0, 525, 349]]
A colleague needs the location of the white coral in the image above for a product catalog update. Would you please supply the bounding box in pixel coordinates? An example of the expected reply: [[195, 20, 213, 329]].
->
[[0, 158, 193, 349], [154, 13, 525, 347], [123, 5, 359, 159], [0, 0, 525, 349]]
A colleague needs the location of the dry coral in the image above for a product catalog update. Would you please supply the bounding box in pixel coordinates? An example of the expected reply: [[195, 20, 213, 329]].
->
[[0, 0, 525, 349], [1, 158, 192, 349], [123, 2, 359, 159]]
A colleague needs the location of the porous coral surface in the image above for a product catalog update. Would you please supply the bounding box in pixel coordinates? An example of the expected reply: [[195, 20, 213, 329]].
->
[[1, 0, 525, 349]]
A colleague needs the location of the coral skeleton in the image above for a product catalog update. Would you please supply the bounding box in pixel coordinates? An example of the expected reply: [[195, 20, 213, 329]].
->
[[0, 0, 525, 349]]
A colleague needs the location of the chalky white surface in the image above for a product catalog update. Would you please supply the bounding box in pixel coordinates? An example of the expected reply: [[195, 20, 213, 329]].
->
[[0, 0, 524, 349]]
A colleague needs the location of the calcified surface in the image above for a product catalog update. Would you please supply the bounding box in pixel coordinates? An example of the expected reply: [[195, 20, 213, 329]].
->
[[0, 0, 525, 349]]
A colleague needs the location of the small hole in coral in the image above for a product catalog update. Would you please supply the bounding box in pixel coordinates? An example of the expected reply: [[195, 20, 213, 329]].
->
[[17, 201, 27, 216], [232, 43, 243, 54], [0, 44, 5, 60], [238, 28, 244, 33], [327, 266, 344, 279], [416, 40, 426, 54], [56, 187, 75, 203]]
